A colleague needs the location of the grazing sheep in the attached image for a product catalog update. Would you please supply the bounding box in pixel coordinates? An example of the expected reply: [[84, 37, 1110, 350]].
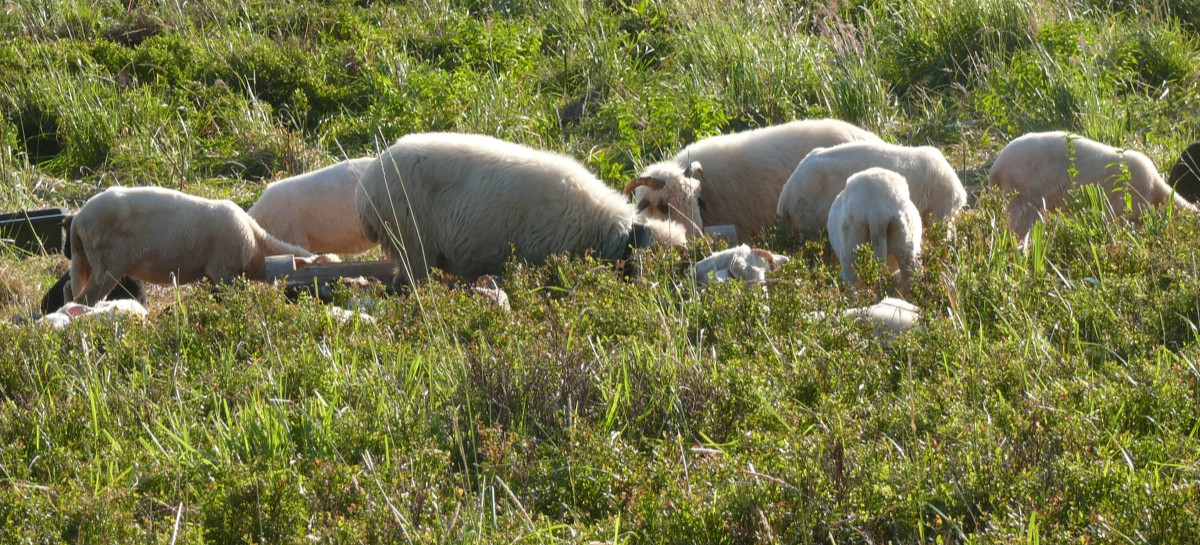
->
[[625, 119, 881, 237], [247, 157, 377, 255], [826, 168, 923, 288], [356, 133, 688, 286], [40, 214, 145, 314], [68, 186, 321, 305], [1167, 141, 1200, 205], [776, 141, 966, 238], [989, 131, 1196, 240], [692, 244, 790, 286]]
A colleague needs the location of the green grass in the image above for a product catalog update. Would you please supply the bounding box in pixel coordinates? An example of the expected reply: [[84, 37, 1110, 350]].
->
[[3, 0, 1200, 542]]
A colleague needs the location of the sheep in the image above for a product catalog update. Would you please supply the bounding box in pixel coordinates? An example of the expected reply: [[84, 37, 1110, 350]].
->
[[826, 168, 923, 289], [355, 132, 689, 286], [67, 186, 324, 305], [38, 299, 149, 329], [692, 244, 790, 286], [807, 297, 920, 347], [988, 131, 1196, 240], [39, 214, 145, 314], [247, 156, 377, 255], [624, 119, 881, 238], [1167, 141, 1200, 205], [777, 141, 967, 239]]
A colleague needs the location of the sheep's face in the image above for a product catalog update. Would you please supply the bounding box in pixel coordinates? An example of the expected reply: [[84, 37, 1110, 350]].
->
[[624, 161, 705, 235]]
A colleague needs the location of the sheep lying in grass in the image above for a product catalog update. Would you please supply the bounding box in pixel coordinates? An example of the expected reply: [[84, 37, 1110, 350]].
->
[[625, 119, 881, 237], [989, 131, 1196, 240], [247, 157, 378, 255], [777, 141, 966, 238], [692, 244, 790, 286], [826, 168, 922, 289], [356, 133, 689, 286], [38, 299, 149, 329], [1167, 141, 1200, 205], [68, 186, 325, 305], [808, 297, 920, 347]]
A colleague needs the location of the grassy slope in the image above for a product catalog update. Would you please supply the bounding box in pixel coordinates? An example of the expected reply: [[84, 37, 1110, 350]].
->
[[1, 0, 1200, 542]]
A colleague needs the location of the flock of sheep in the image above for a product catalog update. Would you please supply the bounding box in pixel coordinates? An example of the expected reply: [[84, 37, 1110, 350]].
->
[[44, 120, 1200, 324]]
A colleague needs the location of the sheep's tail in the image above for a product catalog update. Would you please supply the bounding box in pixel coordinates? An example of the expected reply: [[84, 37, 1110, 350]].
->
[[257, 229, 315, 258]]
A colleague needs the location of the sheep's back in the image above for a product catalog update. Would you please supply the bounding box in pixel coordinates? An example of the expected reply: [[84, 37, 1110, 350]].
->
[[360, 133, 635, 276], [679, 119, 879, 234]]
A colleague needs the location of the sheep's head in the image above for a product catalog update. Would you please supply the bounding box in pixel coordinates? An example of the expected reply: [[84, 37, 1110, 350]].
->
[[624, 161, 705, 235], [640, 218, 690, 249]]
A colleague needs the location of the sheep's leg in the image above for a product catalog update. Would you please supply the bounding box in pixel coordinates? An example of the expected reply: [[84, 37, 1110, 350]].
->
[[839, 221, 869, 284], [74, 268, 121, 306], [1007, 199, 1043, 244], [67, 246, 92, 305], [888, 216, 920, 293], [392, 249, 429, 288]]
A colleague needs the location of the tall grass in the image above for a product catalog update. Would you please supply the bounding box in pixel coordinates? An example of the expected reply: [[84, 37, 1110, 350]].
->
[[2, 0, 1200, 542]]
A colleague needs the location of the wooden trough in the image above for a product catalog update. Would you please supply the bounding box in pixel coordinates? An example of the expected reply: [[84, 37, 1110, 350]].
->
[[265, 255, 396, 289], [0, 207, 70, 255]]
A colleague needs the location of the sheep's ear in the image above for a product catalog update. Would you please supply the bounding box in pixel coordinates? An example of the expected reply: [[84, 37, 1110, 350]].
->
[[684, 161, 705, 182], [623, 176, 666, 195]]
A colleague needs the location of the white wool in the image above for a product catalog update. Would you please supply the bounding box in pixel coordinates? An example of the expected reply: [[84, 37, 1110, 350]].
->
[[989, 131, 1196, 240], [68, 186, 314, 305], [826, 168, 923, 289], [693, 244, 790, 286], [777, 141, 966, 238], [356, 132, 688, 286], [628, 119, 880, 237], [248, 157, 377, 255]]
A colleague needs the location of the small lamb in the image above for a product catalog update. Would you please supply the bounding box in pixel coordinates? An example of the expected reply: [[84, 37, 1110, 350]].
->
[[692, 244, 790, 286], [826, 168, 922, 289]]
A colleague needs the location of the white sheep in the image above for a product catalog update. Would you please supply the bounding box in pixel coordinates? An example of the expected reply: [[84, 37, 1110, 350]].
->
[[826, 168, 923, 288], [68, 186, 322, 305], [624, 119, 881, 238], [355, 132, 689, 286], [247, 157, 377, 255], [989, 131, 1198, 240], [777, 141, 967, 238], [692, 244, 790, 286], [807, 297, 920, 347]]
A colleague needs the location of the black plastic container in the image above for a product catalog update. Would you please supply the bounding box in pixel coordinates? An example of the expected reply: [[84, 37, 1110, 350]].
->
[[0, 207, 70, 255]]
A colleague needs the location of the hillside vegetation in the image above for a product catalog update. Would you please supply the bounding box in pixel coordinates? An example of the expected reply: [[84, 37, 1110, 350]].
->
[[2, 0, 1200, 543]]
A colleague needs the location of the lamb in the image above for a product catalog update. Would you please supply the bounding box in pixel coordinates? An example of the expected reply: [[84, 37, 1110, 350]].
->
[[1167, 141, 1200, 205], [355, 132, 689, 286], [826, 168, 923, 288], [777, 141, 966, 238], [809, 297, 920, 347], [988, 131, 1196, 240], [247, 157, 377, 255], [67, 186, 323, 305], [624, 119, 881, 238], [692, 244, 790, 286]]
